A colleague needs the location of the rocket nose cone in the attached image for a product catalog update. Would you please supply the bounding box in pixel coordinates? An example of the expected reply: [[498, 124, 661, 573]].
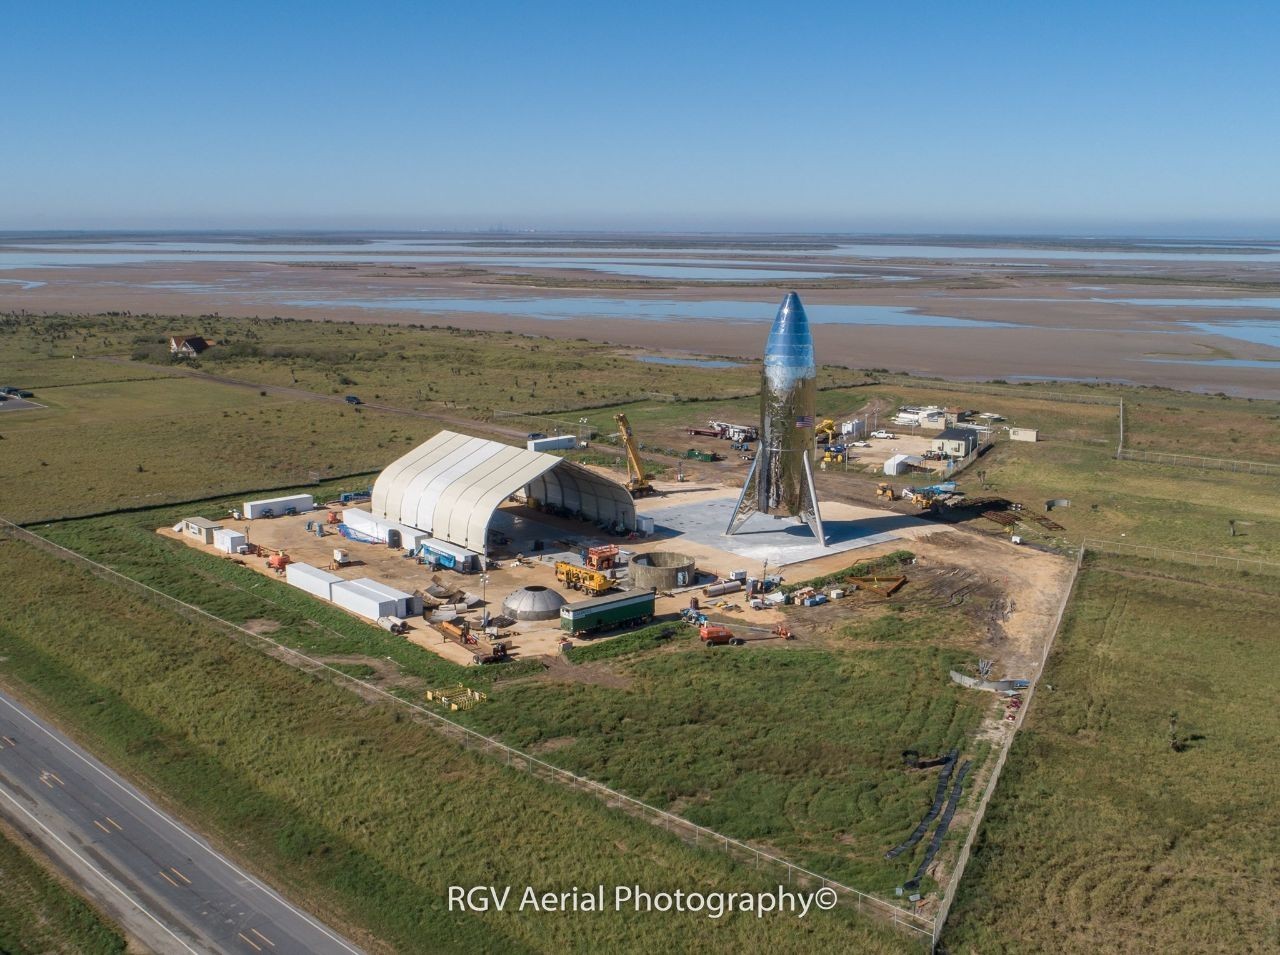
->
[[773, 292, 809, 332], [765, 291, 815, 371]]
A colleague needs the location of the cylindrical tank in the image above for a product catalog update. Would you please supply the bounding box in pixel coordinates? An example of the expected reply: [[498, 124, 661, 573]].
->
[[702, 580, 744, 597], [386, 528, 402, 549], [629, 551, 697, 591]]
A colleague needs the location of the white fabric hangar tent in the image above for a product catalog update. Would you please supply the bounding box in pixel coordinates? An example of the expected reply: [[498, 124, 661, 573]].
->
[[371, 431, 636, 557]]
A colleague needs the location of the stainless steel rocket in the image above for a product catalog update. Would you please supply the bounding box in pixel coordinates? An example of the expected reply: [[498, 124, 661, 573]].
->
[[726, 292, 825, 541]]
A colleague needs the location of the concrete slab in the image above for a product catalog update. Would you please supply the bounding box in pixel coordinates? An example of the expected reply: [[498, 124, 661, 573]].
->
[[642, 495, 932, 567]]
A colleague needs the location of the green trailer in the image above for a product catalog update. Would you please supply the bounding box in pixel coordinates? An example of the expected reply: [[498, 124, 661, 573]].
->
[[560, 589, 656, 636]]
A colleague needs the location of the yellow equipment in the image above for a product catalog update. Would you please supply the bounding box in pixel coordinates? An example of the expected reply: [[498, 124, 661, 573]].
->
[[555, 561, 613, 595], [815, 418, 838, 444], [876, 482, 896, 500], [823, 447, 844, 464], [614, 413, 656, 498]]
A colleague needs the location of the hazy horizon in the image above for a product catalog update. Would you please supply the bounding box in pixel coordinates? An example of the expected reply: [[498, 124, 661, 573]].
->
[[6, 3, 1278, 234]]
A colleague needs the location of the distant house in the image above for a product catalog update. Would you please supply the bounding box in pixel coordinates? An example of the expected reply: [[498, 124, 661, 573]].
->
[[169, 335, 211, 357], [932, 427, 979, 458]]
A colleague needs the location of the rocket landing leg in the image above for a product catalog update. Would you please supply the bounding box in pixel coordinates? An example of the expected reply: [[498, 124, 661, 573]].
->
[[724, 451, 826, 544], [725, 450, 762, 535], [798, 452, 825, 544]]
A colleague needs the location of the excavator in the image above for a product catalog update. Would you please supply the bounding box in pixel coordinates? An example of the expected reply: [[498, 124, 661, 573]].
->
[[614, 413, 656, 498]]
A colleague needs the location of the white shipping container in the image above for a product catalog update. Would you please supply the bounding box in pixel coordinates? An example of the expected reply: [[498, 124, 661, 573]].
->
[[286, 562, 343, 600], [331, 580, 398, 620], [341, 507, 382, 537], [635, 515, 656, 534], [213, 528, 247, 554], [243, 494, 314, 520], [352, 578, 420, 618], [527, 435, 577, 452]]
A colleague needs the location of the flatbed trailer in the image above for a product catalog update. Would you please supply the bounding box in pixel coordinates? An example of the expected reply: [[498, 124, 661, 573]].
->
[[560, 589, 656, 636]]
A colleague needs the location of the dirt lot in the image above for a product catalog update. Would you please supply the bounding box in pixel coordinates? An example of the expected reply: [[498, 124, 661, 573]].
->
[[161, 476, 1068, 676]]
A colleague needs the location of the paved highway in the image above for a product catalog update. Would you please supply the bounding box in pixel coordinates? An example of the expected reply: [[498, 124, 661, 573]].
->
[[0, 690, 364, 955]]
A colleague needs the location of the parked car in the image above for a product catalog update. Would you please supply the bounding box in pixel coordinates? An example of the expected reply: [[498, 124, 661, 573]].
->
[[344, 395, 362, 405], [850, 440, 870, 448], [527, 432, 547, 440], [870, 430, 897, 439]]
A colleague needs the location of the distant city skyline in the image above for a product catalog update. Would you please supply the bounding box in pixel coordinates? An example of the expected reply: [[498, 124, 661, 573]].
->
[[5, 2, 1278, 233]]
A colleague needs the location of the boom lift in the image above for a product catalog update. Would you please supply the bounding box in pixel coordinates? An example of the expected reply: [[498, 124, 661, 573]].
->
[[614, 413, 656, 498]]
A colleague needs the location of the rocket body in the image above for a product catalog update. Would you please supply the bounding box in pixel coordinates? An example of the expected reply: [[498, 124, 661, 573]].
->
[[726, 292, 825, 541]]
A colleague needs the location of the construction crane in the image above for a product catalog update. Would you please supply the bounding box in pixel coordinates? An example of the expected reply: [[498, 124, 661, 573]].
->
[[815, 418, 838, 445], [613, 413, 656, 498]]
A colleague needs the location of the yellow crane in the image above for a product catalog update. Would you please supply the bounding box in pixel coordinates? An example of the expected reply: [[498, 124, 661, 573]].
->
[[614, 413, 656, 498], [815, 418, 838, 445]]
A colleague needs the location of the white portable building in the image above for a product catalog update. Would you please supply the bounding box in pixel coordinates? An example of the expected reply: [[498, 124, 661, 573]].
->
[[212, 528, 247, 554], [180, 517, 223, 544], [286, 562, 343, 600], [330, 579, 399, 620], [1009, 427, 1039, 442], [415, 538, 481, 573], [527, 435, 576, 452], [244, 494, 314, 520]]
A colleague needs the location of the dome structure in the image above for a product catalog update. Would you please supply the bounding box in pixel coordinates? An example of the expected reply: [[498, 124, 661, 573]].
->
[[502, 585, 567, 621]]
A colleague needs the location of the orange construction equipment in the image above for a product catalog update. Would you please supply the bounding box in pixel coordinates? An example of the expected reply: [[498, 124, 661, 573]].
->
[[699, 624, 745, 646], [584, 545, 619, 570], [266, 551, 292, 573], [326, 510, 343, 525]]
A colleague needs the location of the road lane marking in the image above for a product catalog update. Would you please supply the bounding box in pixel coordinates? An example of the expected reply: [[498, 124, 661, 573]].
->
[[106, 816, 123, 830], [0, 786, 200, 954], [50, 772, 64, 786], [238, 931, 263, 951], [159, 870, 180, 887], [94, 820, 111, 834], [170, 866, 192, 885], [2, 737, 15, 745], [251, 927, 276, 947], [0, 692, 362, 953]]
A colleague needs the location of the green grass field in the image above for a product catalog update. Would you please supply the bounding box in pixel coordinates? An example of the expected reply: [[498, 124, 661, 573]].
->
[[42, 505, 988, 899], [0, 824, 126, 954], [0, 538, 914, 954], [468, 635, 985, 893], [943, 554, 1280, 954]]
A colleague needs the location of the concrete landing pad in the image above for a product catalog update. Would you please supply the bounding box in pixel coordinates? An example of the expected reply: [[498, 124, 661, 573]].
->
[[642, 495, 931, 567]]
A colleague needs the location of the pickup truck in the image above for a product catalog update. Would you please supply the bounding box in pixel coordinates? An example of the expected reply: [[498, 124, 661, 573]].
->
[[870, 430, 897, 439]]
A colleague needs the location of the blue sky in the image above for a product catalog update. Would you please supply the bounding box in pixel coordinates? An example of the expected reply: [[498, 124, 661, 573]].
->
[[3, 1, 1278, 233]]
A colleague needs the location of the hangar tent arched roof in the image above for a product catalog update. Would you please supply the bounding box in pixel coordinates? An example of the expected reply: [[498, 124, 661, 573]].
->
[[371, 431, 636, 556]]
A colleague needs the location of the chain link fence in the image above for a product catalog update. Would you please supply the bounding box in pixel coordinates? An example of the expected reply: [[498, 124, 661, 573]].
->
[[0, 518, 933, 945], [929, 544, 1084, 949]]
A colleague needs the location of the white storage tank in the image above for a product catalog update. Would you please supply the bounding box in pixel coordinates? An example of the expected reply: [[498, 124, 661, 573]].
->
[[286, 562, 343, 600], [213, 528, 247, 554], [243, 494, 314, 520]]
